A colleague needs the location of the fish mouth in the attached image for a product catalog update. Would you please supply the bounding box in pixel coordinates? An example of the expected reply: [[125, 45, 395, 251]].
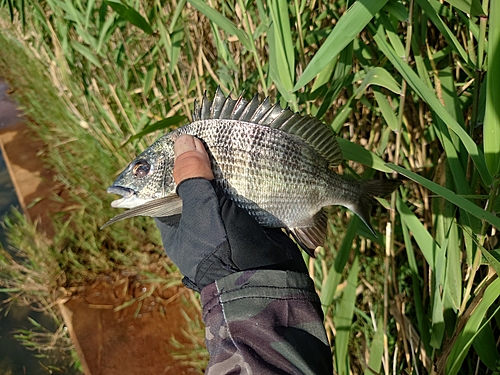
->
[[107, 186, 152, 209]]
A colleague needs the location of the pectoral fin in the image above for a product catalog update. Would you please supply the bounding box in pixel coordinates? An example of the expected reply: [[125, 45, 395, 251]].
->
[[101, 195, 183, 229]]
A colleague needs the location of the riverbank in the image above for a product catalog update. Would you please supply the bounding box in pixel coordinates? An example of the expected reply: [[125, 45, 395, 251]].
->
[[0, 40, 206, 374]]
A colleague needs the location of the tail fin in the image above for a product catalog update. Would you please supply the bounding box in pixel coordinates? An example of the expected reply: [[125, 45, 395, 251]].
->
[[352, 179, 402, 236]]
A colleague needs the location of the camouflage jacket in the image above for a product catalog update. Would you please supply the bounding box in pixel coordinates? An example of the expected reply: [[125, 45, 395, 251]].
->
[[201, 269, 333, 374]]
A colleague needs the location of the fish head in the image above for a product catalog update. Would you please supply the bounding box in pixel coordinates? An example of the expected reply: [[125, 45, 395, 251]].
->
[[107, 136, 176, 209]]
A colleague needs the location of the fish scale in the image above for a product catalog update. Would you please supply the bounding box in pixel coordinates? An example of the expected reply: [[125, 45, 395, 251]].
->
[[103, 88, 401, 255], [191, 124, 300, 224], [199, 121, 327, 223]]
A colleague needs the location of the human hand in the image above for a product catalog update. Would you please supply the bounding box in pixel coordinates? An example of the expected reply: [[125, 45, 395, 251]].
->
[[156, 135, 307, 292], [172, 134, 214, 183]]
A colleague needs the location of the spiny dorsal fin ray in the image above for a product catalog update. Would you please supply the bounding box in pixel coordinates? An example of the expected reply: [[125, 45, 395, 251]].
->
[[239, 94, 261, 121], [200, 92, 211, 120], [250, 97, 273, 123], [192, 88, 343, 167], [211, 87, 227, 119], [220, 92, 237, 119]]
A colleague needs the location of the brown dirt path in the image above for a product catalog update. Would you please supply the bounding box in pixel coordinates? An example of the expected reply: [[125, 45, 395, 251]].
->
[[0, 80, 204, 374]]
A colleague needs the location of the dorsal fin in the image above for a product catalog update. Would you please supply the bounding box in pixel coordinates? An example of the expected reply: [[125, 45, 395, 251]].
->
[[192, 88, 343, 167]]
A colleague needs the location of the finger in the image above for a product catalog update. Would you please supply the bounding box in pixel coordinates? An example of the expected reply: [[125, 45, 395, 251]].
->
[[173, 135, 214, 183], [174, 134, 197, 158]]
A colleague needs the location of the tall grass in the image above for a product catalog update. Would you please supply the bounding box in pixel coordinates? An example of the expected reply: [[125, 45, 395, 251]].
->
[[1, 0, 499, 373]]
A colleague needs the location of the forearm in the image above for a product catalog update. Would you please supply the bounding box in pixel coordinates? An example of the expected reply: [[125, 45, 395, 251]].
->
[[201, 270, 333, 375]]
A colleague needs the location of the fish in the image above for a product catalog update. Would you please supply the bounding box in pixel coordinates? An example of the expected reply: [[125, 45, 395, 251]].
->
[[103, 88, 401, 255]]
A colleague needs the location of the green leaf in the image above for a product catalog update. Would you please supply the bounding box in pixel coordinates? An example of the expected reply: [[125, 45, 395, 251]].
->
[[334, 253, 359, 375], [268, 25, 294, 103], [484, 0, 500, 177], [444, 221, 462, 310], [481, 248, 500, 277], [187, 0, 252, 51], [316, 43, 354, 119], [84, 0, 96, 29], [124, 116, 187, 145], [269, 0, 295, 94], [58, 0, 84, 27], [444, 0, 485, 16], [337, 137, 393, 172], [373, 90, 398, 131], [473, 323, 500, 370], [169, 27, 184, 73], [396, 195, 438, 268], [383, 0, 409, 21], [430, 282, 445, 348], [320, 216, 360, 312], [294, 0, 389, 90], [330, 103, 353, 134], [460, 229, 500, 276], [373, 28, 492, 186], [70, 41, 102, 68], [143, 66, 156, 97], [105, 0, 153, 35], [416, 0, 469, 62], [388, 163, 500, 229], [364, 318, 384, 375], [446, 279, 500, 375], [379, 12, 406, 60], [401, 220, 431, 355], [311, 59, 336, 92], [96, 14, 117, 54], [355, 67, 401, 97]]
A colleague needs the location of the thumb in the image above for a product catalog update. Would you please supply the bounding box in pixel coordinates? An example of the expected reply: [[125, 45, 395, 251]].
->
[[173, 135, 214, 184]]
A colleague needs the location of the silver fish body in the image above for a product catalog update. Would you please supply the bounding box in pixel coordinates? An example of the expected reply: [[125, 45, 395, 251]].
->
[[105, 89, 401, 253]]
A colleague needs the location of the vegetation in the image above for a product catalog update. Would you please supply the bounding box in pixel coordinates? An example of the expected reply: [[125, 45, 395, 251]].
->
[[0, 0, 499, 373]]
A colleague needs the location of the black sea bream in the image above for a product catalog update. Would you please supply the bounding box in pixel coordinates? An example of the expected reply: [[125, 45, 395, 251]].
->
[[104, 88, 401, 253]]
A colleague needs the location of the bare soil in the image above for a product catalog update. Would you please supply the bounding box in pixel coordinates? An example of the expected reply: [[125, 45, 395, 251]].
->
[[0, 81, 203, 374]]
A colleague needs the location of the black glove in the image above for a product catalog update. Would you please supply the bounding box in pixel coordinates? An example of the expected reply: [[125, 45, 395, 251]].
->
[[155, 178, 308, 292]]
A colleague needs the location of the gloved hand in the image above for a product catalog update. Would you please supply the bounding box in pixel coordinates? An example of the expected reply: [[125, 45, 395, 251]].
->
[[155, 135, 308, 292]]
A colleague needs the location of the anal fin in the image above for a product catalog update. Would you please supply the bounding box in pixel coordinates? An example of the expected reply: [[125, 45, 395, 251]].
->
[[288, 210, 328, 257]]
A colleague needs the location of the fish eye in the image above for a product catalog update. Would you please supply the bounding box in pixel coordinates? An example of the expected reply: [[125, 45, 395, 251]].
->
[[132, 159, 151, 178]]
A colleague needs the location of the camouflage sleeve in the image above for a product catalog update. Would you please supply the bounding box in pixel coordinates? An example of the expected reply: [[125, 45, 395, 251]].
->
[[200, 269, 333, 374]]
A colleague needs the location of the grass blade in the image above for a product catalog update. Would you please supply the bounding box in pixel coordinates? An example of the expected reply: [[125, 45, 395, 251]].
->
[[388, 163, 500, 229], [355, 67, 401, 97], [294, 0, 388, 90], [373, 89, 398, 131], [70, 41, 102, 68], [337, 138, 393, 172], [105, 0, 154, 35], [374, 28, 493, 186], [473, 323, 500, 369], [483, 0, 500, 177], [320, 216, 360, 312], [415, 0, 468, 62], [124, 115, 187, 145], [445, 279, 500, 375], [364, 318, 384, 374], [334, 253, 359, 375], [396, 195, 439, 268], [187, 0, 252, 51], [445, 0, 485, 16]]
